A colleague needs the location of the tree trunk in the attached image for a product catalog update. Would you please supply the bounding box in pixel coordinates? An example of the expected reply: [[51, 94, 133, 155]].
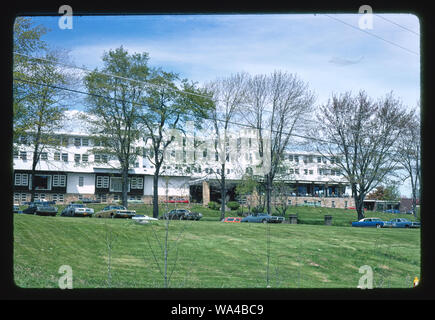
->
[[220, 163, 226, 221], [352, 183, 365, 220], [30, 130, 41, 203], [152, 169, 160, 219], [266, 174, 272, 215], [121, 165, 129, 208]]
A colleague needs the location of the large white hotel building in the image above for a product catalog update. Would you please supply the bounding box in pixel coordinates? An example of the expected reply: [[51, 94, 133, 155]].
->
[[12, 119, 355, 209]]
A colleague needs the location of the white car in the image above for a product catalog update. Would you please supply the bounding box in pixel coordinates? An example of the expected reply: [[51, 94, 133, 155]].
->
[[61, 203, 94, 217], [132, 215, 158, 224]]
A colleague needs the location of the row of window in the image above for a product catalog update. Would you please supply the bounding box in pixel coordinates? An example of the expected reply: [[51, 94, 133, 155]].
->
[[14, 173, 66, 188], [13, 193, 64, 204], [95, 176, 143, 191], [287, 155, 340, 164], [14, 151, 110, 164], [14, 173, 144, 191]]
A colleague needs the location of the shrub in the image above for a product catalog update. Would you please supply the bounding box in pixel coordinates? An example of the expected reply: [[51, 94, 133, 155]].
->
[[252, 205, 265, 213], [208, 201, 219, 210], [227, 201, 240, 211]]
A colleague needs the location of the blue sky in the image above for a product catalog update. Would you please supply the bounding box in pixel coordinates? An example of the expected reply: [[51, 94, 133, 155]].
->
[[27, 13, 420, 196], [30, 13, 420, 108]]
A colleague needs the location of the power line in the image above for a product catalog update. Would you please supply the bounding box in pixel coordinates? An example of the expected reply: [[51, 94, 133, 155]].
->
[[14, 77, 330, 146], [14, 52, 215, 101], [323, 14, 419, 56], [374, 14, 420, 37]]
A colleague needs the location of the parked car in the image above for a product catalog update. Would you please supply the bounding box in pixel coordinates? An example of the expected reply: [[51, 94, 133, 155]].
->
[[13, 204, 22, 214], [161, 209, 202, 220], [95, 205, 136, 218], [61, 203, 94, 217], [241, 213, 285, 224], [163, 198, 189, 203], [222, 217, 242, 223], [132, 215, 158, 224], [351, 217, 385, 228], [383, 218, 420, 228], [22, 201, 58, 216], [384, 209, 400, 214]]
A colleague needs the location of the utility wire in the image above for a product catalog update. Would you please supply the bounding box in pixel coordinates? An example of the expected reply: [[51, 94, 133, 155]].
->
[[323, 14, 419, 56], [374, 14, 420, 37], [14, 77, 332, 146], [15, 76, 412, 160]]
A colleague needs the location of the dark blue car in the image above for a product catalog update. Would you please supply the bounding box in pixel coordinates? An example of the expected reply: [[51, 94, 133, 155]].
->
[[241, 213, 285, 224], [383, 218, 420, 228], [351, 217, 385, 228]]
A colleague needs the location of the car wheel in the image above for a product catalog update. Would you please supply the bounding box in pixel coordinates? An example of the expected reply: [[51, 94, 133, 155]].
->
[[376, 224, 381, 229]]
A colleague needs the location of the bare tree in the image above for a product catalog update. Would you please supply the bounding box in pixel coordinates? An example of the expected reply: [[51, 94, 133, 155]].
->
[[242, 71, 316, 215], [396, 106, 421, 217], [205, 72, 248, 220], [313, 91, 413, 220]]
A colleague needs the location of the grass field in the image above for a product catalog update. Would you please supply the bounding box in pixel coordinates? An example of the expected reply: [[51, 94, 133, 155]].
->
[[13, 205, 420, 289]]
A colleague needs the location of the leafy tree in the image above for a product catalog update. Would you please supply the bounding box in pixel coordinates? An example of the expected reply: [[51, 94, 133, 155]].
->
[[13, 17, 47, 140], [83, 46, 148, 208], [139, 69, 213, 218], [15, 49, 76, 202]]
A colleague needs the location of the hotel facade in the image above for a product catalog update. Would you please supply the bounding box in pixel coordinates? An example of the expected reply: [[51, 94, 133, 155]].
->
[[12, 124, 355, 209]]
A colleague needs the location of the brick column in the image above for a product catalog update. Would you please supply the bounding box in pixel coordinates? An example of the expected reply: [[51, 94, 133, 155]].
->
[[202, 180, 210, 207]]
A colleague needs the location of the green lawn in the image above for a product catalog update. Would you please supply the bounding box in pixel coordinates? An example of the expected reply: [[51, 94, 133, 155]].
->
[[14, 209, 420, 289]]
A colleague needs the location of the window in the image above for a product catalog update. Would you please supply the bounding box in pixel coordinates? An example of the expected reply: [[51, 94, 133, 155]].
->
[[289, 168, 294, 174], [14, 173, 28, 186], [215, 152, 219, 161], [20, 151, 27, 160], [130, 177, 143, 189], [317, 156, 321, 163], [54, 152, 60, 161], [309, 170, 313, 175], [19, 136, 27, 144], [40, 152, 48, 160], [74, 138, 81, 146], [96, 176, 109, 189], [13, 150, 18, 159], [304, 169, 308, 175], [74, 154, 80, 163], [203, 149, 207, 158], [52, 175, 66, 187], [96, 194, 107, 203], [110, 177, 130, 192], [62, 153, 68, 162], [94, 154, 101, 162], [14, 193, 28, 204], [82, 138, 89, 146], [294, 155, 299, 162], [295, 168, 299, 174], [82, 154, 88, 162], [78, 176, 84, 187], [34, 175, 51, 190], [34, 193, 46, 200], [52, 194, 64, 203]]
